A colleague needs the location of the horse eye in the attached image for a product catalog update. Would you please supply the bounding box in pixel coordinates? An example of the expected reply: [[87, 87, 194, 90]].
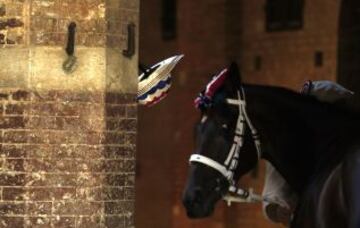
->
[[201, 115, 208, 124], [222, 124, 228, 129]]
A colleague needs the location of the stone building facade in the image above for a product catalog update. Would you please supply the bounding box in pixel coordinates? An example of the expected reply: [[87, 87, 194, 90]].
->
[[138, 0, 341, 227], [0, 0, 138, 227]]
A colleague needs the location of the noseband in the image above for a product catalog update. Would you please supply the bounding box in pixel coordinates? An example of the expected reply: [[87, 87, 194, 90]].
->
[[189, 87, 263, 204]]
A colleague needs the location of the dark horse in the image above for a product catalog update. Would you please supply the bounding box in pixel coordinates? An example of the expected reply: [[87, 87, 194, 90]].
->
[[183, 63, 360, 228]]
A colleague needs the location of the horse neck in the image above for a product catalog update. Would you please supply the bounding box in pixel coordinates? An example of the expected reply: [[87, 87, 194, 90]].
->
[[243, 84, 354, 193]]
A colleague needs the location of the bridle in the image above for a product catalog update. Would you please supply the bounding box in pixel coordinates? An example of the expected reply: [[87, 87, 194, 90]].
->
[[189, 87, 265, 205]]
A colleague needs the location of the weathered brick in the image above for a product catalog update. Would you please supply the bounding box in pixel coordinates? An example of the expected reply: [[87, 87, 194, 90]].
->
[[106, 119, 137, 132], [72, 91, 103, 103], [26, 173, 78, 187], [24, 158, 53, 172], [76, 216, 103, 228], [25, 187, 76, 201], [124, 187, 134, 200], [78, 159, 104, 173], [86, 132, 106, 145], [30, 103, 57, 116], [103, 146, 134, 159], [53, 201, 103, 216], [11, 90, 30, 101], [125, 213, 134, 228], [126, 105, 137, 118], [56, 102, 83, 116], [105, 105, 126, 118], [124, 160, 135, 173], [51, 217, 76, 228], [0, 145, 26, 158], [2, 158, 24, 172], [104, 202, 124, 215], [123, 146, 136, 159], [5, 103, 27, 115], [76, 187, 102, 201], [25, 217, 51, 227], [0, 117, 25, 129], [76, 173, 103, 187], [0, 93, 9, 100], [24, 144, 51, 158], [0, 92, 9, 100], [49, 145, 101, 159], [124, 133, 136, 145], [27, 202, 52, 216], [103, 160, 125, 173], [102, 187, 124, 200], [0, 174, 25, 186], [7, 18, 23, 28], [31, 90, 58, 102], [0, 4, 5, 17], [26, 187, 51, 201], [47, 131, 68, 144], [124, 174, 135, 187], [2, 187, 25, 201], [104, 132, 124, 145], [104, 215, 125, 228], [105, 93, 135, 104], [0, 202, 25, 215], [0, 216, 24, 227], [26, 158, 92, 173], [26, 116, 57, 130], [0, 33, 5, 44], [123, 201, 134, 215], [105, 174, 125, 186]]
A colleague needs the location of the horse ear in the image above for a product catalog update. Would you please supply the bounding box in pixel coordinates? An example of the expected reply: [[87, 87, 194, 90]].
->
[[228, 62, 242, 87], [223, 62, 241, 96]]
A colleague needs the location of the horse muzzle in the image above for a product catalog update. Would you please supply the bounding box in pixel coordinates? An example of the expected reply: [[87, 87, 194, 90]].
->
[[182, 188, 214, 218]]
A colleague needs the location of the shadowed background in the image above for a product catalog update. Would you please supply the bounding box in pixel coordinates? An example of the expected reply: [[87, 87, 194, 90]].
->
[[136, 0, 360, 227]]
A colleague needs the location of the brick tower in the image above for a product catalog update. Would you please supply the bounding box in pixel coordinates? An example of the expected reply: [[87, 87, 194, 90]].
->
[[0, 0, 138, 227]]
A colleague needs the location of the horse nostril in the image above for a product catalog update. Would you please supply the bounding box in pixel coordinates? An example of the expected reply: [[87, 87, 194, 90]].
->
[[194, 187, 204, 202], [183, 187, 204, 208]]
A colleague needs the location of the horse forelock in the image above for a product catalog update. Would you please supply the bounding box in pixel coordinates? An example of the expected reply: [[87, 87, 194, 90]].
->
[[194, 68, 229, 109]]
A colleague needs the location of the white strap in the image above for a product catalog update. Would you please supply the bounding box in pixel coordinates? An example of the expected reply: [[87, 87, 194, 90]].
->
[[227, 92, 262, 160], [226, 98, 245, 106], [190, 154, 231, 180]]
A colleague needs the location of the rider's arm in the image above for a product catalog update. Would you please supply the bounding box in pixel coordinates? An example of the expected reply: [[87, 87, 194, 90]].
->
[[262, 162, 297, 225]]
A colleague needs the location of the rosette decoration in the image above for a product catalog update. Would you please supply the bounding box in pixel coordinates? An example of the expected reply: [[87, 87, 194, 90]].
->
[[138, 55, 184, 106]]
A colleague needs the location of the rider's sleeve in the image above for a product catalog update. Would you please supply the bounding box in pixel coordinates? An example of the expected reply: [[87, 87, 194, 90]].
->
[[262, 162, 298, 221], [304, 80, 354, 103]]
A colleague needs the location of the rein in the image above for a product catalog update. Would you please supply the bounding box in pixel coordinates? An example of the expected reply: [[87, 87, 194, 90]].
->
[[190, 87, 277, 206]]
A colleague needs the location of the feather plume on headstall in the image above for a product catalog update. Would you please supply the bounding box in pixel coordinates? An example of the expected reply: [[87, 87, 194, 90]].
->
[[194, 68, 229, 110]]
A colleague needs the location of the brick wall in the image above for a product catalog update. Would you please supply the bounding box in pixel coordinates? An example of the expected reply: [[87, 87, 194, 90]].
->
[[239, 0, 340, 88], [0, 90, 137, 227], [0, 0, 139, 227], [0, 0, 24, 46]]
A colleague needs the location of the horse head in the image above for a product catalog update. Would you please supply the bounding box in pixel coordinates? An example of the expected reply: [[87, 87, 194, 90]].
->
[[183, 63, 260, 218]]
